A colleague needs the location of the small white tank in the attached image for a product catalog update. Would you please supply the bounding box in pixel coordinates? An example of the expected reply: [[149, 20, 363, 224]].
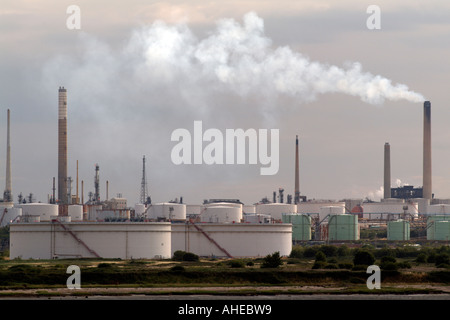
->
[[68, 205, 83, 221], [201, 206, 242, 223], [319, 206, 345, 222], [149, 203, 186, 220], [19, 203, 58, 222], [255, 203, 297, 220], [134, 203, 146, 216], [0, 206, 21, 226]]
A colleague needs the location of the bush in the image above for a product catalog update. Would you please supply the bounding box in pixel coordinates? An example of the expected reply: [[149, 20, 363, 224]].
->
[[380, 256, 397, 264], [170, 265, 185, 272], [380, 261, 398, 271], [246, 261, 254, 267], [415, 253, 427, 263], [319, 245, 338, 257], [315, 251, 326, 262], [324, 264, 338, 269], [261, 252, 283, 268], [312, 261, 327, 269], [353, 250, 375, 266], [337, 245, 350, 257], [173, 250, 186, 261], [229, 260, 245, 268], [352, 265, 368, 271], [327, 258, 338, 264], [435, 253, 450, 267], [303, 246, 319, 258], [397, 261, 412, 269], [182, 252, 200, 262], [289, 247, 303, 259], [97, 263, 114, 269], [427, 253, 437, 263], [338, 263, 353, 269]]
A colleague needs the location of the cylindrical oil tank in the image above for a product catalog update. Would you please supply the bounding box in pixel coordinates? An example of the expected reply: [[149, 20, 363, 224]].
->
[[387, 220, 410, 241], [51, 215, 72, 223], [328, 214, 359, 241], [171, 223, 292, 258], [428, 204, 450, 214], [255, 203, 297, 220], [150, 203, 186, 221], [20, 215, 40, 223], [318, 206, 345, 223], [243, 205, 256, 214], [19, 203, 58, 222], [87, 205, 103, 221], [68, 205, 83, 221], [282, 213, 311, 241], [201, 206, 242, 223], [0, 206, 21, 226], [362, 202, 418, 219], [297, 201, 345, 214], [431, 221, 450, 241], [134, 203, 146, 216], [243, 213, 272, 224], [426, 215, 450, 240]]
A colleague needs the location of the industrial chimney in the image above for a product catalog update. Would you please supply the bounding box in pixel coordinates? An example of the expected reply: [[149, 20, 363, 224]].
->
[[58, 87, 68, 205], [294, 135, 300, 204], [423, 101, 432, 200], [383, 142, 391, 199], [3, 109, 12, 203]]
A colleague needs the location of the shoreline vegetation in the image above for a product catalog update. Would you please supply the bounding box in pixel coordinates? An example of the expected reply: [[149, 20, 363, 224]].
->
[[0, 243, 449, 297]]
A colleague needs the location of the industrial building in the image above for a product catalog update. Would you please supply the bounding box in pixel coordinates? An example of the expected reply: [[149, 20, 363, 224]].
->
[[4, 91, 450, 261]]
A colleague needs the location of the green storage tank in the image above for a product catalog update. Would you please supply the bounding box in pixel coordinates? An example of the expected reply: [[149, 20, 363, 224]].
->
[[282, 213, 311, 241], [426, 215, 450, 240], [328, 214, 359, 241], [387, 220, 410, 241]]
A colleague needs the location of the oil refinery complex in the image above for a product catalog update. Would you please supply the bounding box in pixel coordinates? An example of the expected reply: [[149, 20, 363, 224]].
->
[[2, 88, 450, 260]]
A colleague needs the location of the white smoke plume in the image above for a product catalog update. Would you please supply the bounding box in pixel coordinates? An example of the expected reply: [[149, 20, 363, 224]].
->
[[366, 186, 384, 201], [122, 11, 425, 105]]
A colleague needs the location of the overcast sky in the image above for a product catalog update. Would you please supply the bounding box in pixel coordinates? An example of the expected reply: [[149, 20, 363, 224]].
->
[[1, 0, 450, 206]]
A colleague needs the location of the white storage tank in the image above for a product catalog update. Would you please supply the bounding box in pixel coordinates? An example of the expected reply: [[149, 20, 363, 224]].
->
[[51, 215, 72, 223], [68, 205, 83, 221], [362, 201, 418, 219], [243, 213, 272, 224], [201, 206, 242, 223], [96, 209, 130, 221], [428, 204, 450, 214], [255, 203, 297, 220], [134, 203, 146, 216], [87, 205, 103, 221], [318, 206, 345, 223], [171, 223, 292, 258], [297, 201, 345, 214], [149, 203, 186, 221], [186, 205, 202, 215], [19, 203, 58, 222], [243, 205, 256, 214], [0, 206, 22, 226]]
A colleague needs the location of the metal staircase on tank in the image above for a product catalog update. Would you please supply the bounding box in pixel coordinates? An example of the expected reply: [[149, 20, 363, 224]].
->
[[52, 219, 100, 258], [188, 218, 233, 258]]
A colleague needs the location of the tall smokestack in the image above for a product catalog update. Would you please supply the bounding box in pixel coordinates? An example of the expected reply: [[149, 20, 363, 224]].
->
[[58, 87, 68, 205], [3, 109, 12, 203], [383, 142, 391, 199], [294, 135, 300, 204], [423, 101, 432, 200]]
